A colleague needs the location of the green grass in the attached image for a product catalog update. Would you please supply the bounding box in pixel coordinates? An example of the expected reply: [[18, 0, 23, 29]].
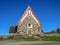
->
[[13, 36, 39, 41], [41, 36, 60, 41], [0, 36, 39, 41], [0, 36, 60, 41]]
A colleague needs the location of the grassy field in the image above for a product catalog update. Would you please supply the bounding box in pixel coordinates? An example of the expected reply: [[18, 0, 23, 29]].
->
[[40, 36, 60, 41], [0, 36, 60, 41]]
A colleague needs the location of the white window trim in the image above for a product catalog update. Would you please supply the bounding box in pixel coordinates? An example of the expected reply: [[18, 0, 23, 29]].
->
[[27, 24, 32, 28]]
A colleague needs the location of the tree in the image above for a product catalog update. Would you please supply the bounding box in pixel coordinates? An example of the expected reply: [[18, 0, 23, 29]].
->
[[56, 28, 60, 33]]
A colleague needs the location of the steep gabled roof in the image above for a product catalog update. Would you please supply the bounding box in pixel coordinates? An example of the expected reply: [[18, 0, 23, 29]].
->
[[17, 5, 40, 25]]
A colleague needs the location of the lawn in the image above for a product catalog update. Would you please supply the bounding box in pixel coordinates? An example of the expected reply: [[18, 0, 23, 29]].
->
[[0, 36, 60, 41], [41, 36, 60, 41]]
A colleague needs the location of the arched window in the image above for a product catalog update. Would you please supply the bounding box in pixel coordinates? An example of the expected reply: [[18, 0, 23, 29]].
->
[[27, 24, 32, 28]]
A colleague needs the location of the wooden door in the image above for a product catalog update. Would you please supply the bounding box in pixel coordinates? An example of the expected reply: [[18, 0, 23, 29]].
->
[[28, 30, 31, 35]]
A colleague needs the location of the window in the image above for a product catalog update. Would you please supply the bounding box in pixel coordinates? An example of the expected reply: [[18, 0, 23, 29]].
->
[[27, 24, 32, 28], [28, 24, 31, 27]]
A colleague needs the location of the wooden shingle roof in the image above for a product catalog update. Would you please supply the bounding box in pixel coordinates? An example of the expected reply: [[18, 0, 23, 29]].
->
[[9, 26, 17, 33]]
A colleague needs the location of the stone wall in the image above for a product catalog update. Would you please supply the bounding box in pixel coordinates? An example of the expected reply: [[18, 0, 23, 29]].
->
[[42, 33, 60, 36], [17, 14, 41, 36]]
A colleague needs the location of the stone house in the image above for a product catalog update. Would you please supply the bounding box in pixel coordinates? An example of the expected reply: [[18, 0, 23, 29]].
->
[[9, 6, 42, 36]]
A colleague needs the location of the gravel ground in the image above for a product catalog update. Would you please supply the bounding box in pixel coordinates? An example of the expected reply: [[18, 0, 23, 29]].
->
[[0, 40, 60, 45]]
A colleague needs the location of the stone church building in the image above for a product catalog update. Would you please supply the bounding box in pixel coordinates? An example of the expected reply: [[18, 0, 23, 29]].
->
[[9, 6, 42, 36]]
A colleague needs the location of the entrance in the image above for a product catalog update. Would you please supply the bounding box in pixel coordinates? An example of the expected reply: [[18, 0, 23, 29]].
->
[[27, 30, 32, 36]]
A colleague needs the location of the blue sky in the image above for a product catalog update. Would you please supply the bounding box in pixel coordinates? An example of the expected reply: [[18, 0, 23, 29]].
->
[[0, 0, 60, 36]]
